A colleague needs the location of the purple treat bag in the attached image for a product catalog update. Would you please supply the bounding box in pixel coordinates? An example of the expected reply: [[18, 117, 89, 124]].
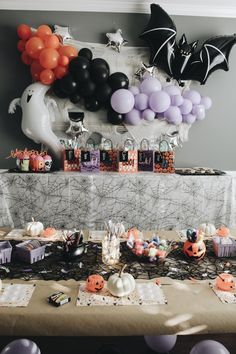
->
[[80, 138, 100, 173], [138, 138, 154, 172]]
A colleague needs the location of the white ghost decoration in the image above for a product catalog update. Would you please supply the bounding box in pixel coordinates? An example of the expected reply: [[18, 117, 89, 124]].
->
[[106, 29, 128, 53], [8, 82, 63, 159]]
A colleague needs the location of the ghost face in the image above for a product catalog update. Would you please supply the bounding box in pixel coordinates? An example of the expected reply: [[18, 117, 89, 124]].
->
[[21, 82, 50, 106]]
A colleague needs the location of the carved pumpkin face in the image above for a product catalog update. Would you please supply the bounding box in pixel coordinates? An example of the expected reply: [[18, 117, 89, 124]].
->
[[183, 239, 206, 260], [86, 274, 104, 292], [216, 273, 235, 292]]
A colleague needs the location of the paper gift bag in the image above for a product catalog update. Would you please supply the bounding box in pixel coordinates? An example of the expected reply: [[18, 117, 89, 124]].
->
[[100, 139, 118, 172], [63, 149, 80, 171], [118, 139, 138, 173], [138, 139, 154, 172], [153, 139, 175, 173], [80, 139, 100, 173]]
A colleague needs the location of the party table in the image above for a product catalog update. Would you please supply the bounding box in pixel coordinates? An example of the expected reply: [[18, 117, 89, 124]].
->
[[0, 170, 236, 230]]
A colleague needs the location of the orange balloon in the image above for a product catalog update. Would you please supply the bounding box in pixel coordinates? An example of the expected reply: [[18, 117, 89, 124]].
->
[[54, 65, 68, 79], [44, 34, 60, 49], [17, 39, 26, 52], [17, 24, 32, 40], [30, 60, 44, 81], [58, 55, 69, 67], [39, 48, 59, 69], [40, 69, 55, 85], [21, 51, 33, 65], [25, 37, 44, 59], [36, 25, 52, 39], [58, 45, 78, 59]]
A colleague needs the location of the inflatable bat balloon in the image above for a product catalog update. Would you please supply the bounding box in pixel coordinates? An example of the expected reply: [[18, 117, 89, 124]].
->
[[8, 82, 63, 159], [140, 3, 236, 84]]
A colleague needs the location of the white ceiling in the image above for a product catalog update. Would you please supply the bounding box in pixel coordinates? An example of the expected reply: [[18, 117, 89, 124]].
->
[[1, 0, 236, 18]]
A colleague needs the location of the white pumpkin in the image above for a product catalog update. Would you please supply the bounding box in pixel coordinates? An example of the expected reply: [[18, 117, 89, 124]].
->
[[199, 222, 216, 237], [25, 218, 44, 237], [107, 265, 136, 297]]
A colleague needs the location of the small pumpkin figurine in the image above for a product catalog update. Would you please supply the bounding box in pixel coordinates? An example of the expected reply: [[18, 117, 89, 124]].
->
[[199, 222, 216, 237], [216, 273, 235, 292], [25, 218, 44, 237], [183, 228, 206, 261], [86, 274, 105, 292], [216, 226, 230, 238], [107, 264, 135, 297]]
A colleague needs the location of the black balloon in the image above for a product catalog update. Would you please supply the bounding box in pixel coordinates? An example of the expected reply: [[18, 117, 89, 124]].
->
[[74, 68, 90, 84], [140, 3, 236, 84], [52, 80, 68, 98], [91, 66, 109, 84], [78, 47, 93, 61], [95, 83, 112, 104], [60, 74, 77, 95], [85, 97, 101, 112], [107, 108, 125, 125], [69, 56, 90, 74], [108, 72, 129, 91], [69, 92, 82, 104], [91, 58, 110, 73], [78, 80, 96, 97]]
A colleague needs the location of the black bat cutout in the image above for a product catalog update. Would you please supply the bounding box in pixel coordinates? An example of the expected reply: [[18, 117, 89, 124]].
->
[[140, 3, 236, 85]]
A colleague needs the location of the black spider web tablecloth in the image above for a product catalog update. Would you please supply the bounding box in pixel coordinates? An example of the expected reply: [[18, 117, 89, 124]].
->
[[0, 240, 235, 281]]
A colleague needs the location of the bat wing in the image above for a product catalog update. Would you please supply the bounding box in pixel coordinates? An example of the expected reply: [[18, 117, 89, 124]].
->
[[139, 3, 177, 77], [181, 35, 236, 84]]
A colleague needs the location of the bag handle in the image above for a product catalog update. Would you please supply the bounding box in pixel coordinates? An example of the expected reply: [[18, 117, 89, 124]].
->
[[85, 137, 96, 150], [124, 138, 135, 151], [140, 138, 150, 151], [101, 139, 113, 150]]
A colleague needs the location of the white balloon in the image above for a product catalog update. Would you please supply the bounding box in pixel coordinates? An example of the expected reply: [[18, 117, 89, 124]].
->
[[8, 82, 63, 159]]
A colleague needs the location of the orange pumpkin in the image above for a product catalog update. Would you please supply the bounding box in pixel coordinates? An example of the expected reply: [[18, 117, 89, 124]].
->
[[86, 274, 104, 292], [217, 226, 230, 237], [183, 239, 206, 260], [216, 273, 235, 292]]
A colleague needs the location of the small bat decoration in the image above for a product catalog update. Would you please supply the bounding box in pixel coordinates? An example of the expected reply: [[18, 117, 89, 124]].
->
[[140, 3, 236, 84]]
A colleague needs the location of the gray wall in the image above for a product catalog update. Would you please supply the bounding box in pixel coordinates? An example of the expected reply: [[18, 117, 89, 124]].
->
[[0, 10, 236, 169]]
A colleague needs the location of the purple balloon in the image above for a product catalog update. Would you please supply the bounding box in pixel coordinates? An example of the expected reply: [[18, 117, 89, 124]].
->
[[139, 77, 162, 95], [125, 109, 142, 125], [179, 98, 193, 115], [0, 339, 41, 354], [171, 94, 184, 106], [144, 335, 177, 353], [111, 89, 135, 114], [149, 90, 171, 113], [164, 85, 181, 96], [165, 106, 182, 125], [200, 96, 212, 110], [182, 113, 196, 124], [190, 340, 230, 354], [142, 109, 155, 121], [129, 86, 140, 96], [192, 104, 206, 120], [183, 90, 201, 104], [135, 93, 149, 111]]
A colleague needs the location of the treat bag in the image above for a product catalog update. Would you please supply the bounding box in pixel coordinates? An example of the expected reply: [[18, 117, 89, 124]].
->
[[63, 148, 80, 171], [138, 138, 154, 172], [100, 139, 118, 172], [80, 139, 100, 173], [154, 139, 175, 173], [118, 139, 138, 173], [102, 233, 120, 265]]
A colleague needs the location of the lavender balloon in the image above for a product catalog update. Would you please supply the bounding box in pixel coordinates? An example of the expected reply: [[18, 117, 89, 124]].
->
[[149, 90, 171, 113], [135, 93, 149, 111], [183, 90, 201, 104], [142, 109, 155, 121], [164, 85, 181, 96], [125, 109, 142, 125], [192, 104, 206, 120], [165, 106, 182, 125], [129, 86, 140, 96], [180, 98, 193, 115], [200, 96, 212, 110], [111, 89, 135, 114], [0, 339, 41, 354], [182, 113, 196, 124], [139, 77, 161, 95], [171, 94, 184, 106], [190, 340, 230, 354], [144, 335, 177, 353]]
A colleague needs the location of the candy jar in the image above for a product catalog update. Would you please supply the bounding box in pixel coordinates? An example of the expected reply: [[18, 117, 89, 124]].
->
[[102, 221, 124, 265]]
